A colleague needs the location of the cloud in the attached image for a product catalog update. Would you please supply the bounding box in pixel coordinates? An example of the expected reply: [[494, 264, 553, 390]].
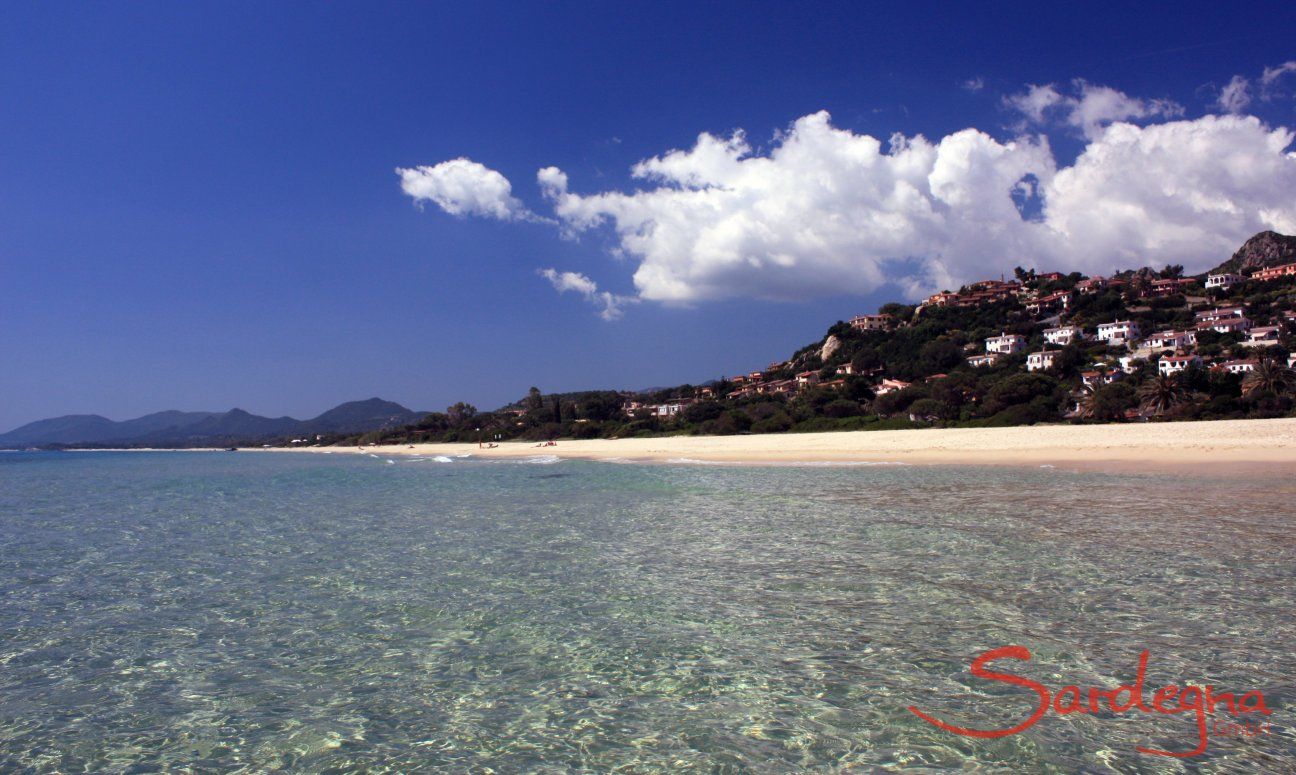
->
[[1005, 79, 1183, 139], [1261, 61, 1296, 89], [409, 104, 1296, 310], [1216, 75, 1252, 113], [962, 77, 985, 92], [1214, 61, 1296, 112], [397, 158, 544, 221], [538, 268, 635, 320]]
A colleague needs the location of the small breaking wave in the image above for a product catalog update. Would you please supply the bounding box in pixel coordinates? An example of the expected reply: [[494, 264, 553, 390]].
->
[[518, 455, 561, 465], [433, 456, 454, 463]]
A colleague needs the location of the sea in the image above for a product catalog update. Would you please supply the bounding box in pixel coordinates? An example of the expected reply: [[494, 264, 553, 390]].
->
[[1, 450, 1292, 773]]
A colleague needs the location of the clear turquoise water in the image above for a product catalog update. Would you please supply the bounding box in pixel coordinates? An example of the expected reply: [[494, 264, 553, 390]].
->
[[0, 451, 1292, 773]]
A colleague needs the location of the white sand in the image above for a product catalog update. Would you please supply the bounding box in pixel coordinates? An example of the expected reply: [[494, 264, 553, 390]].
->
[[285, 417, 1296, 472]]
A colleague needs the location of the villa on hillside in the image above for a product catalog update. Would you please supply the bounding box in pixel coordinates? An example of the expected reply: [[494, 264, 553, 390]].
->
[[1196, 307, 1246, 323], [1217, 359, 1259, 375], [1026, 351, 1058, 372], [875, 378, 912, 396], [1197, 316, 1250, 335], [1245, 326, 1281, 346], [850, 313, 894, 331], [985, 333, 1027, 354], [1252, 263, 1296, 282], [795, 370, 821, 389], [1158, 354, 1202, 376], [1081, 370, 1119, 388], [1149, 277, 1197, 296], [1119, 355, 1144, 374], [1097, 320, 1141, 342], [1206, 272, 1243, 291], [1043, 325, 1082, 346], [967, 353, 1001, 368], [1025, 291, 1072, 316], [1076, 276, 1108, 293], [920, 291, 959, 308], [1146, 329, 1196, 350]]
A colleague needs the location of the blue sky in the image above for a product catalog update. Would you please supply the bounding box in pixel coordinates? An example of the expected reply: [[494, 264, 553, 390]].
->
[[3, 2, 1296, 429]]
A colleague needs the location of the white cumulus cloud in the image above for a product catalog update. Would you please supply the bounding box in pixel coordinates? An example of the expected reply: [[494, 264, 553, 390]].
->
[[538, 268, 635, 320], [397, 158, 542, 221], [1006, 80, 1183, 139], [405, 102, 1296, 313]]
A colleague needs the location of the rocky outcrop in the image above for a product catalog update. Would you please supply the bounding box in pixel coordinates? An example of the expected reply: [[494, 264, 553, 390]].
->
[[820, 334, 842, 362], [1211, 231, 1296, 275]]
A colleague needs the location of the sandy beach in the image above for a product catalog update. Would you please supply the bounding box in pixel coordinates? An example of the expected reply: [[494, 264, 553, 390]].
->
[[287, 417, 1296, 472]]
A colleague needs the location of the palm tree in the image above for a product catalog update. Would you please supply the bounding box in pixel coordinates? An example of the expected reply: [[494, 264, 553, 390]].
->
[[1076, 384, 1099, 419], [1243, 358, 1295, 398], [1138, 374, 1188, 416]]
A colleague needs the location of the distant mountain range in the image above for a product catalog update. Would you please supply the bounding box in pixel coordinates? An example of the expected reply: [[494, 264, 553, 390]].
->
[[0, 398, 428, 448]]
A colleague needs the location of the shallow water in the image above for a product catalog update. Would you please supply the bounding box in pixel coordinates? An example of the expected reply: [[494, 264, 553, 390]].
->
[[0, 451, 1292, 772]]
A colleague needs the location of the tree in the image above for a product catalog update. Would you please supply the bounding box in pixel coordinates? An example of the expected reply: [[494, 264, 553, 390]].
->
[[525, 387, 543, 412], [981, 373, 1059, 416], [1079, 381, 1137, 421], [446, 402, 477, 425], [1242, 358, 1295, 398], [1138, 375, 1188, 416]]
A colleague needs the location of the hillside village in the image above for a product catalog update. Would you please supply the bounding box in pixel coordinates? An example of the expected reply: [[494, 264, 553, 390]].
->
[[632, 262, 1296, 422], [331, 231, 1296, 446]]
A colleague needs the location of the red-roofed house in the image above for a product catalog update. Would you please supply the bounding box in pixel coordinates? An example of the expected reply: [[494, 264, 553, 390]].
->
[[1252, 263, 1296, 282], [850, 313, 894, 331], [875, 379, 912, 396]]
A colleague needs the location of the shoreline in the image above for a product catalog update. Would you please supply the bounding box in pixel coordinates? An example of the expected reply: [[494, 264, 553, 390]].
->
[[265, 417, 1296, 474]]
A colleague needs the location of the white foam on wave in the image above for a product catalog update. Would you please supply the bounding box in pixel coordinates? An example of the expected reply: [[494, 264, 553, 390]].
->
[[433, 456, 454, 463], [455, 453, 473, 459], [519, 454, 561, 465], [385, 459, 396, 465]]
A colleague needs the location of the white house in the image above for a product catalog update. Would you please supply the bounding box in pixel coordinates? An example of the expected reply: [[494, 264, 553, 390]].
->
[[1146, 330, 1196, 350], [1026, 351, 1059, 372], [1218, 359, 1259, 375], [1118, 356, 1145, 374], [1195, 307, 1246, 324], [875, 378, 912, 396], [985, 333, 1027, 354], [1097, 320, 1141, 342], [1197, 317, 1250, 335], [651, 403, 686, 418], [1205, 273, 1243, 292], [1244, 326, 1281, 346], [1081, 370, 1118, 388], [1043, 326, 1082, 346], [1158, 354, 1201, 376], [966, 353, 1001, 368]]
